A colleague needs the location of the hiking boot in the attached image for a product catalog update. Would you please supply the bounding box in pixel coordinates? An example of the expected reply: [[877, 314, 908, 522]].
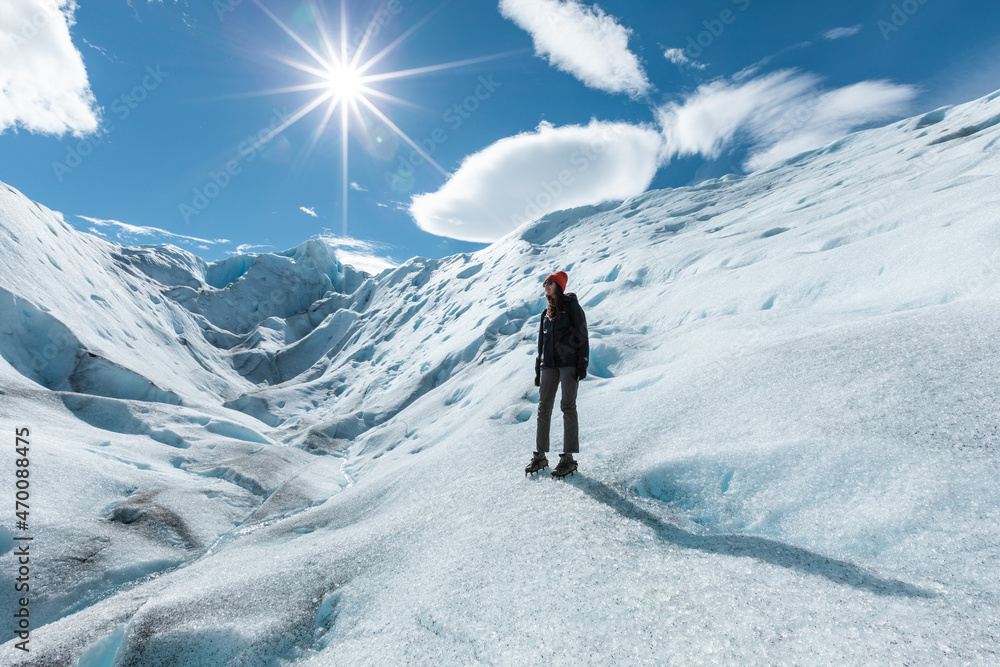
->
[[551, 453, 578, 479], [525, 452, 548, 476]]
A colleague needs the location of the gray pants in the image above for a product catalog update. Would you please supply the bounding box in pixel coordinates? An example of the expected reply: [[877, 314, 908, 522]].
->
[[536, 367, 579, 454]]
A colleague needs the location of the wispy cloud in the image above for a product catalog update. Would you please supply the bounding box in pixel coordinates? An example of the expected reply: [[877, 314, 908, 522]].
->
[[349, 182, 367, 192], [299, 206, 318, 217], [922, 41, 1000, 110], [745, 79, 917, 170], [664, 47, 706, 71], [0, 0, 100, 136], [229, 243, 273, 255], [499, 0, 650, 98], [410, 119, 663, 242], [82, 37, 119, 63], [824, 25, 862, 41], [658, 70, 817, 161], [656, 70, 917, 172], [76, 215, 230, 246], [732, 42, 813, 83], [316, 235, 398, 275]]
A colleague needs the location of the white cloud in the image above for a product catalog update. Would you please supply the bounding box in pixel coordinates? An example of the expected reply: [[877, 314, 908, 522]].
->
[[317, 235, 398, 275], [824, 25, 862, 40], [410, 119, 663, 242], [349, 182, 367, 192], [82, 37, 118, 63], [658, 70, 817, 161], [744, 80, 916, 170], [230, 244, 273, 255], [664, 47, 706, 70], [77, 215, 230, 246], [0, 0, 100, 136], [499, 0, 649, 98], [299, 206, 318, 217], [656, 70, 917, 172]]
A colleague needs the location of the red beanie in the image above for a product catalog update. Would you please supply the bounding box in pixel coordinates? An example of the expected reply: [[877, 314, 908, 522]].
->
[[545, 271, 568, 292]]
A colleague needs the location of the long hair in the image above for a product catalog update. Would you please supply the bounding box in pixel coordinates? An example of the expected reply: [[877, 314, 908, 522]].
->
[[546, 283, 563, 320]]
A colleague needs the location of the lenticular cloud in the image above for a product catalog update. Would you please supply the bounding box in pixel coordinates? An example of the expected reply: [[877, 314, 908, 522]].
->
[[409, 119, 663, 242]]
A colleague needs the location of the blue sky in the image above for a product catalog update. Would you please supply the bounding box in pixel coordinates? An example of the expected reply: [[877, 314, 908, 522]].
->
[[1, 0, 998, 271]]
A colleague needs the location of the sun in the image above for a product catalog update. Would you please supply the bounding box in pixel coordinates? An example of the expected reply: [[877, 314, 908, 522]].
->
[[322, 62, 365, 101], [243, 0, 520, 236]]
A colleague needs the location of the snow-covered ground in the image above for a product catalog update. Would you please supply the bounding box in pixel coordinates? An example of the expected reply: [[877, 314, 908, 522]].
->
[[1, 90, 999, 665]]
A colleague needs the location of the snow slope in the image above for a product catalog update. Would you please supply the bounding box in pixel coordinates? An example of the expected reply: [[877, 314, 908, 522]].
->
[[2, 90, 1000, 665]]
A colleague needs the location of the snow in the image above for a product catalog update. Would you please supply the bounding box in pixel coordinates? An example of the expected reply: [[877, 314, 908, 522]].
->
[[1, 91, 999, 664]]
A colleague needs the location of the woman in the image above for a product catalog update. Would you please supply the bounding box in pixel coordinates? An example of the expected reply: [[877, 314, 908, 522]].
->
[[526, 270, 589, 478]]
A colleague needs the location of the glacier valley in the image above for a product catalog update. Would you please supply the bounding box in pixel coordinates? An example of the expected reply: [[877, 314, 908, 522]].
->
[[1, 91, 1000, 665]]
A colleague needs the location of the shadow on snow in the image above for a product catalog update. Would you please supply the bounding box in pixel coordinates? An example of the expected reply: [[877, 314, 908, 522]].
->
[[568, 475, 934, 599]]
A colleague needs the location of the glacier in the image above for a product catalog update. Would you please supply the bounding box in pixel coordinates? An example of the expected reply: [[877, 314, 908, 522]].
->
[[1, 90, 999, 665]]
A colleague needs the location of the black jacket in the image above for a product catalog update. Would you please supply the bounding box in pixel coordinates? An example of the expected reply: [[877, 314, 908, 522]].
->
[[536, 293, 589, 373]]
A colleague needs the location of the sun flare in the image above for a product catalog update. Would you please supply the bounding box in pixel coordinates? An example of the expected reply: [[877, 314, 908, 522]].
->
[[244, 0, 519, 236], [323, 64, 364, 101]]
